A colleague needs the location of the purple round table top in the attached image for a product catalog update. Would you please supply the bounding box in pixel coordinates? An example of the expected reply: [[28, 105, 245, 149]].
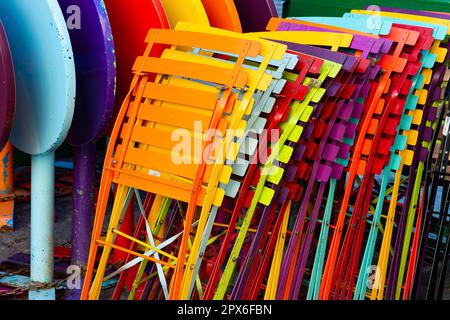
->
[[0, 21, 15, 151], [59, 0, 116, 146], [234, 0, 278, 32]]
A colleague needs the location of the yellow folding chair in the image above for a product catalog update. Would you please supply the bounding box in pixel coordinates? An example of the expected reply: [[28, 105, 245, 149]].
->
[[172, 22, 291, 299]]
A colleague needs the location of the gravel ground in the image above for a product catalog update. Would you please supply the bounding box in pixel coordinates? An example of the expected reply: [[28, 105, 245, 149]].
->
[[0, 195, 449, 300], [0, 196, 73, 263]]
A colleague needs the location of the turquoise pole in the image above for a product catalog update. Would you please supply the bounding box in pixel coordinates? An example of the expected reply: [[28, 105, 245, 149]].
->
[[29, 152, 56, 300]]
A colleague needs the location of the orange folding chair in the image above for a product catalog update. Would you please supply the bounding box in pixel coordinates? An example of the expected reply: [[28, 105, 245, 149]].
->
[[80, 28, 264, 300]]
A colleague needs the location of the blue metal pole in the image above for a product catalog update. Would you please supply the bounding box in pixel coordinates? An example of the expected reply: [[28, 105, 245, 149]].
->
[[29, 152, 55, 300]]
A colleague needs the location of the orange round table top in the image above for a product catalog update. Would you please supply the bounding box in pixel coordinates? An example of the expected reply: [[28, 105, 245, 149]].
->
[[202, 0, 242, 32]]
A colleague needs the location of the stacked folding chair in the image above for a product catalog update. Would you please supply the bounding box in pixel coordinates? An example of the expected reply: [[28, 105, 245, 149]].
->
[[81, 3, 450, 301], [264, 19, 384, 300], [82, 25, 290, 300]]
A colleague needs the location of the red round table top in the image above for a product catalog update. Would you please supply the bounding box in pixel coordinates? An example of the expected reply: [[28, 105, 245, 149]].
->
[[104, 0, 169, 126], [0, 21, 15, 151]]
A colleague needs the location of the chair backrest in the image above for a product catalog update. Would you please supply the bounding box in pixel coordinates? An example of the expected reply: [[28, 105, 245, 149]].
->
[[295, 16, 393, 35], [345, 12, 448, 62], [274, 20, 385, 59], [350, 9, 450, 32], [110, 28, 263, 205], [375, 6, 450, 20], [249, 30, 353, 52]]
